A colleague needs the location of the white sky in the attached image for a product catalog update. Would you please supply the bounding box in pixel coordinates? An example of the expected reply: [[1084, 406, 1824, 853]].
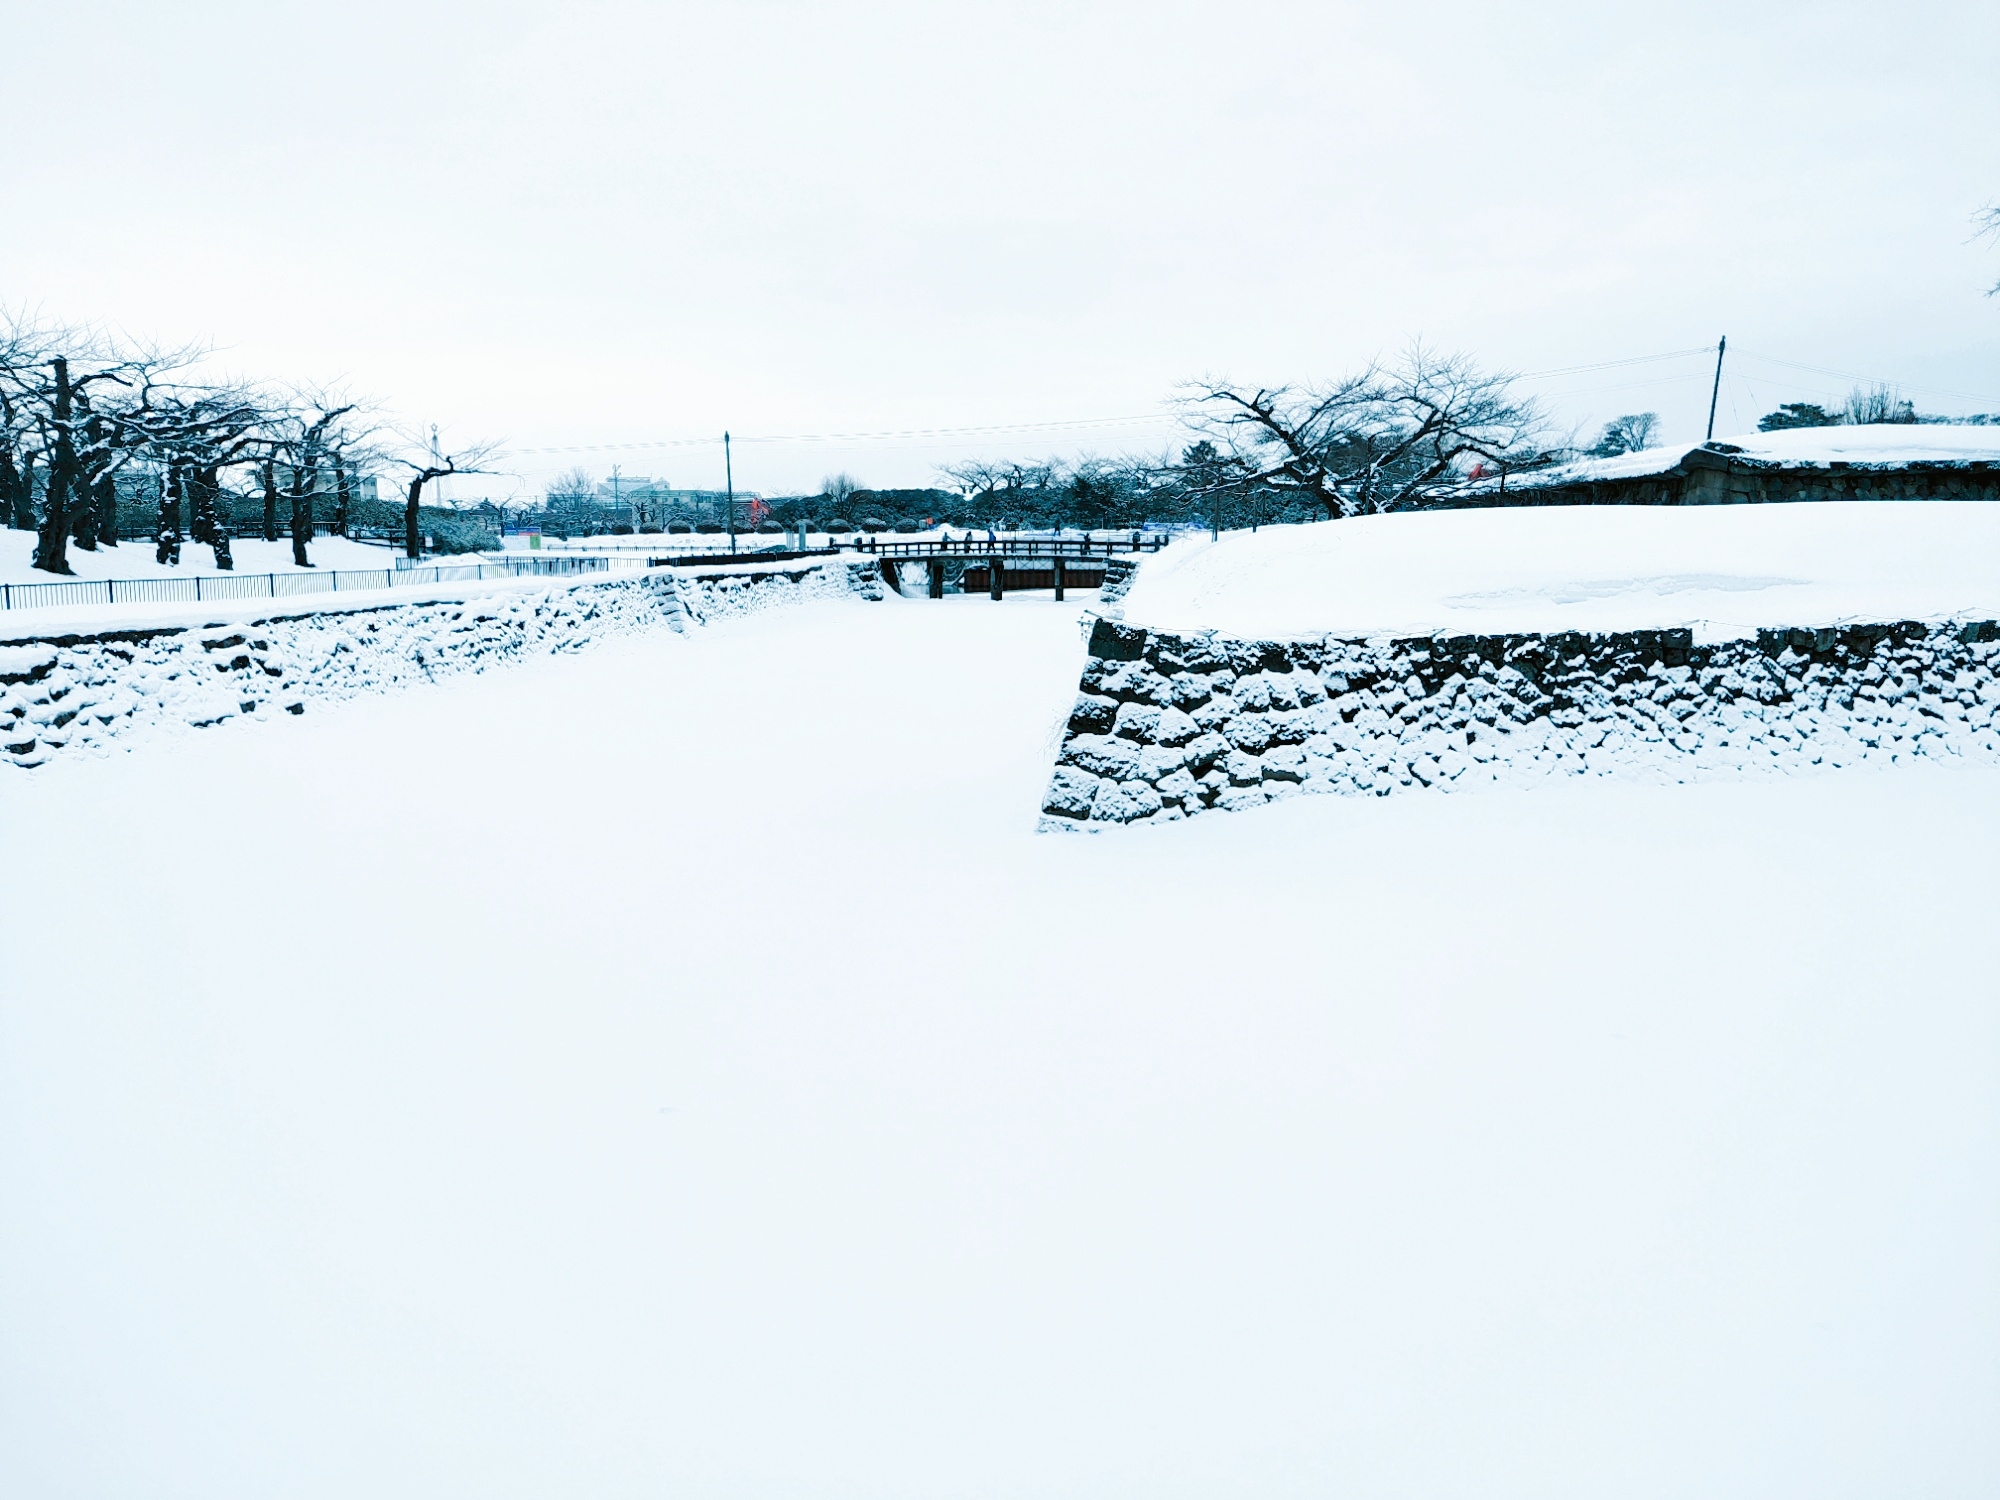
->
[[6, 0, 1999, 500]]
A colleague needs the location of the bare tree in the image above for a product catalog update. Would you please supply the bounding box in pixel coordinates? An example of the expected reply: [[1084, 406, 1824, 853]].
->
[[1842, 383, 1916, 426], [1, 315, 279, 572], [820, 472, 860, 506], [392, 429, 499, 559], [1978, 203, 2000, 295], [274, 400, 358, 566], [546, 466, 594, 503], [1591, 412, 1661, 456], [1178, 346, 1548, 521]]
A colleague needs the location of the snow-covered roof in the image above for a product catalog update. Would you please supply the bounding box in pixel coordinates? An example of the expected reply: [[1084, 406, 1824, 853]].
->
[[1112, 500, 2000, 641], [1499, 423, 2000, 491]]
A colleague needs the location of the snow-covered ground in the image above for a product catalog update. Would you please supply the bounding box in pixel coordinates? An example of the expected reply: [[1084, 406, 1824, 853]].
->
[[0, 528, 399, 583], [2, 591, 1995, 1498], [1116, 501, 2000, 640], [1507, 421, 2000, 486]]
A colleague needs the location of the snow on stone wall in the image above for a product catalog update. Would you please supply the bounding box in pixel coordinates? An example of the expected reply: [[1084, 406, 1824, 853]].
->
[[1097, 556, 1142, 604], [1, 560, 878, 770], [1041, 614, 2000, 829], [674, 558, 885, 620]]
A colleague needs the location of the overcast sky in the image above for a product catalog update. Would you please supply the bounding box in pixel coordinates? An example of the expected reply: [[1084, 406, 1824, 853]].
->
[[6, 0, 1998, 498]]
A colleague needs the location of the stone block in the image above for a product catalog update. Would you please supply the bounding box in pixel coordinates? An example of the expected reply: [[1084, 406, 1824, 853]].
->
[[1153, 705, 1199, 745], [1264, 709, 1312, 746], [1261, 745, 1306, 782], [1218, 783, 1270, 811], [1061, 733, 1142, 781], [1042, 766, 1102, 819], [1224, 749, 1264, 785], [1113, 701, 1163, 741], [1066, 694, 1117, 734], [1183, 732, 1230, 771], [1117, 780, 1166, 819], [1223, 714, 1274, 753], [1191, 697, 1236, 733], [1087, 618, 1148, 661], [1232, 675, 1272, 712]]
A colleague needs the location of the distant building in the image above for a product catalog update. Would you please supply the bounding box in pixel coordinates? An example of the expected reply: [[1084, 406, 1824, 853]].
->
[[581, 477, 761, 529]]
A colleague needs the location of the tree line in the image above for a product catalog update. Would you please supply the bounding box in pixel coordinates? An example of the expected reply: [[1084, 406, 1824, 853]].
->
[[803, 346, 1568, 533], [0, 315, 492, 576]]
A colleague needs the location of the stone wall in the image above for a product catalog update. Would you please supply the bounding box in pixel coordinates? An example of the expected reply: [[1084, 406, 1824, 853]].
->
[[1, 559, 878, 770], [1097, 556, 1142, 603], [1041, 614, 2000, 828], [1464, 446, 2000, 510]]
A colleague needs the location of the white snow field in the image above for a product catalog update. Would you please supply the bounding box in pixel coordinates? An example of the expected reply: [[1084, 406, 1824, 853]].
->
[[1116, 500, 2000, 640], [3, 589, 1998, 1499], [0, 528, 398, 583]]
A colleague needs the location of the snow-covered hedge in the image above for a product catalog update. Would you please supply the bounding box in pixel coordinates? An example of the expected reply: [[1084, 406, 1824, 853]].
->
[[1041, 615, 2000, 829], [1, 560, 880, 769]]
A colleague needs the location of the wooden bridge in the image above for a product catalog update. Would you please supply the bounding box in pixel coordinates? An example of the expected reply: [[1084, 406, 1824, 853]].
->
[[853, 534, 1170, 599]]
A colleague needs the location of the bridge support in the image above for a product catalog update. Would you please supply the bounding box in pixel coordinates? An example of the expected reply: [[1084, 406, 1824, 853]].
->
[[1053, 556, 1066, 602], [928, 558, 944, 599], [989, 557, 1003, 600]]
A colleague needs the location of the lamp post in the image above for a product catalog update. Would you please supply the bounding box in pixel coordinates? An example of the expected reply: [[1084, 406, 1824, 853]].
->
[[724, 431, 736, 554]]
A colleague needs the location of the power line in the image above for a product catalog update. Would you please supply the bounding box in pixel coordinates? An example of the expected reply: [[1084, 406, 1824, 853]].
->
[[1514, 345, 1717, 380], [1732, 351, 2000, 408], [508, 412, 1173, 457], [498, 343, 2000, 463]]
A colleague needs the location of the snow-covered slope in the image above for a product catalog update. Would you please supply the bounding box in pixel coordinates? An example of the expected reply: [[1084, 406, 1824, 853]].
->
[[1115, 502, 2000, 640], [3, 596, 1995, 1498]]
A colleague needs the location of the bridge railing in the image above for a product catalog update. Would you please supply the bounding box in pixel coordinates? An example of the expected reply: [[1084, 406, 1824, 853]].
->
[[854, 535, 1170, 559]]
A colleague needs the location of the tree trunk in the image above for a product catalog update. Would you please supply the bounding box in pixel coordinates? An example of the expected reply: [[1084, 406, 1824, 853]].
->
[[14, 453, 38, 531], [290, 462, 315, 567], [404, 474, 425, 559], [262, 457, 279, 541], [188, 468, 213, 544], [96, 473, 119, 546], [157, 461, 184, 565], [332, 460, 352, 537], [0, 438, 23, 532], [194, 466, 231, 569], [31, 357, 76, 575], [70, 478, 99, 550]]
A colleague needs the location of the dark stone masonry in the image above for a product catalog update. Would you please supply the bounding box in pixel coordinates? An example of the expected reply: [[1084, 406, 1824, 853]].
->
[[1461, 443, 2000, 510], [1041, 614, 2000, 829]]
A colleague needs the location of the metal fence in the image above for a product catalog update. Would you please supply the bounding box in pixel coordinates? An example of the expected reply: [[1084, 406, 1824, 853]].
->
[[854, 534, 1171, 559], [0, 554, 611, 613]]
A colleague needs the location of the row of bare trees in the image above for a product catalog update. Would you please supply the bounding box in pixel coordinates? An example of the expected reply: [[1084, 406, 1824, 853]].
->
[[931, 347, 1559, 532], [0, 315, 493, 576]]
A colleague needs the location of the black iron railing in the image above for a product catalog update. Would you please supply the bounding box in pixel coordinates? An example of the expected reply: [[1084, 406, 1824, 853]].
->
[[0, 555, 612, 613]]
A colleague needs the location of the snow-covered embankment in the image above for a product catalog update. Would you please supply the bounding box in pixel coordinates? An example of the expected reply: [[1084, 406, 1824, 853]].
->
[[1042, 505, 2000, 827], [0, 558, 882, 769]]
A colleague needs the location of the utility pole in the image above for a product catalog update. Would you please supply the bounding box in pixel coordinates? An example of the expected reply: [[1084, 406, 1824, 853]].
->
[[724, 431, 736, 554], [1705, 336, 1727, 442]]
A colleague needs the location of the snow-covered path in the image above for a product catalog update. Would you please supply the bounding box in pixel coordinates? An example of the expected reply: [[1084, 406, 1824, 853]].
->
[[2, 592, 1996, 1499]]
